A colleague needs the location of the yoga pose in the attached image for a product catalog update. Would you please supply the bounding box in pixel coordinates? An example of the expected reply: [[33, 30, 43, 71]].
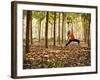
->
[[66, 30, 80, 46]]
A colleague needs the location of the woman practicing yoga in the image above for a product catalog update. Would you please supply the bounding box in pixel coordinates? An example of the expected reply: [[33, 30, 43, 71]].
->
[[66, 30, 80, 46]]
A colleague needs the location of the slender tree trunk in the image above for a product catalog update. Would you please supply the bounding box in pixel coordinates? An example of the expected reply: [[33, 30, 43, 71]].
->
[[83, 15, 88, 43], [42, 23, 43, 40], [88, 14, 91, 47], [54, 12, 56, 47], [45, 12, 49, 48], [62, 13, 64, 43], [50, 23, 53, 40], [58, 13, 60, 44], [88, 22, 90, 47], [38, 20, 41, 43], [51, 24, 52, 39], [82, 14, 86, 42], [51, 24, 53, 45], [29, 11, 32, 44], [25, 11, 31, 53], [63, 14, 66, 42]]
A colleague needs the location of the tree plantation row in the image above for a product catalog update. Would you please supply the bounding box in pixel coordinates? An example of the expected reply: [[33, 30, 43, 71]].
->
[[23, 10, 91, 53]]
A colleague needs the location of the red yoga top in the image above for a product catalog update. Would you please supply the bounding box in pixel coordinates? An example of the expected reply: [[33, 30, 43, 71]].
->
[[67, 32, 75, 40]]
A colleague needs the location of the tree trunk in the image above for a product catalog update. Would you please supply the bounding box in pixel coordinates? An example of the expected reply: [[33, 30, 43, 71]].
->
[[51, 24, 52, 39], [88, 14, 91, 47], [45, 12, 49, 48], [38, 20, 41, 43], [54, 12, 56, 47], [41, 23, 44, 40], [29, 11, 32, 44], [51, 24, 53, 46], [82, 14, 91, 47], [63, 13, 66, 42], [51, 24, 53, 40], [82, 14, 87, 43], [58, 13, 60, 44], [88, 22, 90, 47], [62, 13, 64, 43], [84, 22, 87, 42], [25, 11, 32, 53]]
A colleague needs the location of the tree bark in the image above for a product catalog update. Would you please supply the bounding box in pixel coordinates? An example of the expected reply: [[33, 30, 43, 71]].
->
[[29, 11, 32, 44], [41, 23, 44, 40], [88, 14, 91, 47], [45, 12, 49, 48], [54, 12, 56, 47], [58, 13, 60, 44], [62, 13, 64, 43], [82, 14, 90, 47], [38, 20, 41, 43], [82, 14, 87, 43], [25, 11, 32, 53]]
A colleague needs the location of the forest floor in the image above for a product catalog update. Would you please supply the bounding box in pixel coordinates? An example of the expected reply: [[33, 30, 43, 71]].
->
[[23, 42, 91, 69]]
